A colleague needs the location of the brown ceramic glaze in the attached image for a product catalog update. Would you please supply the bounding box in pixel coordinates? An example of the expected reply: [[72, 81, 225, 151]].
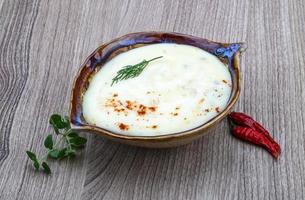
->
[[70, 32, 244, 148]]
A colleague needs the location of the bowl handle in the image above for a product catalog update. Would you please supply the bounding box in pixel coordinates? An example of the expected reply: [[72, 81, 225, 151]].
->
[[215, 43, 246, 58]]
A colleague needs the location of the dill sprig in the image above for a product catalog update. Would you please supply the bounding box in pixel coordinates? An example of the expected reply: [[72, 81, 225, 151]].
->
[[111, 56, 163, 86]]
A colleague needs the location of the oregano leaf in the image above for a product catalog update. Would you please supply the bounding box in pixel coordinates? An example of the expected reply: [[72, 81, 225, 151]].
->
[[42, 162, 51, 174], [33, 160, 40, 170], [26, 151, 37, 161], [48, 149, 60, 159], [67, 132, 79, 138], [26, 151, 40, 170], [69, 136, 87, 147], [49, 114, 69, 134], [44, 134, 53, 149], [57, 148, 67, 159], [64, 116, 71, 129]]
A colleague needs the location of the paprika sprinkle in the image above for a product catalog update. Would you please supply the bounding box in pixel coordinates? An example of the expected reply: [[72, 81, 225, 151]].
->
[[229, 112, 281, 159]]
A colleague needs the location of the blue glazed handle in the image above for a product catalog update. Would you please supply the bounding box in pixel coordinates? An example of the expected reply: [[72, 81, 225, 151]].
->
[[214, 43, 242, 59]]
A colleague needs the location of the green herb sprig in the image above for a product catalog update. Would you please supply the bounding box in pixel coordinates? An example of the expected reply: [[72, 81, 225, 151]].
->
[[26, 114, 87, 174], [111, 56, 163, 86]]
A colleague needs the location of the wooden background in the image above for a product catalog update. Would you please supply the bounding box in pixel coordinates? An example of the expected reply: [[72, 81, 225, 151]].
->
[[1, 0, 305, 199]]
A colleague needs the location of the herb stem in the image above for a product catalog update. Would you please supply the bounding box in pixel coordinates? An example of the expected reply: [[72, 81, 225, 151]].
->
[[111, 56, 163, 86], [54, 135, 66, 149], [147, 56, 163, 62], [64, 136, 72, 150], [40, 134, 66, 162], [40, 154, 48, 163]]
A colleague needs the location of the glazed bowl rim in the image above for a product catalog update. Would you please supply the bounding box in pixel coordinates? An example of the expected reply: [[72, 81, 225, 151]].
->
[[70, 31, 242, 141]]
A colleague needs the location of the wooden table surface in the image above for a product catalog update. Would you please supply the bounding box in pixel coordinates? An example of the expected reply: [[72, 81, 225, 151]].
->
[[1, 0, 305, 199]]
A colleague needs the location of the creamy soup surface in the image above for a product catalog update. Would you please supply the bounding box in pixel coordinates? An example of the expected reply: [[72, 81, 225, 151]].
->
[[83, 43, 232, 136]]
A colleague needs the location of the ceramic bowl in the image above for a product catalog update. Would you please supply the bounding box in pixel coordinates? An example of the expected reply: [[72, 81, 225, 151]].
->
[[70, 32, 244, 148]]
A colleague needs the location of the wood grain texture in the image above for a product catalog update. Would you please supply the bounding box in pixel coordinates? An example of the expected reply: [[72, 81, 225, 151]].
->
[[0, 0, 304, 199]]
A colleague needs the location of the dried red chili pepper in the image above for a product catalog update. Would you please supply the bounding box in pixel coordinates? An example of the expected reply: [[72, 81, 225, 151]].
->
[[232, 126, 280, 158], [229, 112, 281, 153]]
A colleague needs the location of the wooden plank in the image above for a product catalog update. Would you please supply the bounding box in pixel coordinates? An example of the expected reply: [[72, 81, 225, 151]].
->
[[0, 0, 305, 199]]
